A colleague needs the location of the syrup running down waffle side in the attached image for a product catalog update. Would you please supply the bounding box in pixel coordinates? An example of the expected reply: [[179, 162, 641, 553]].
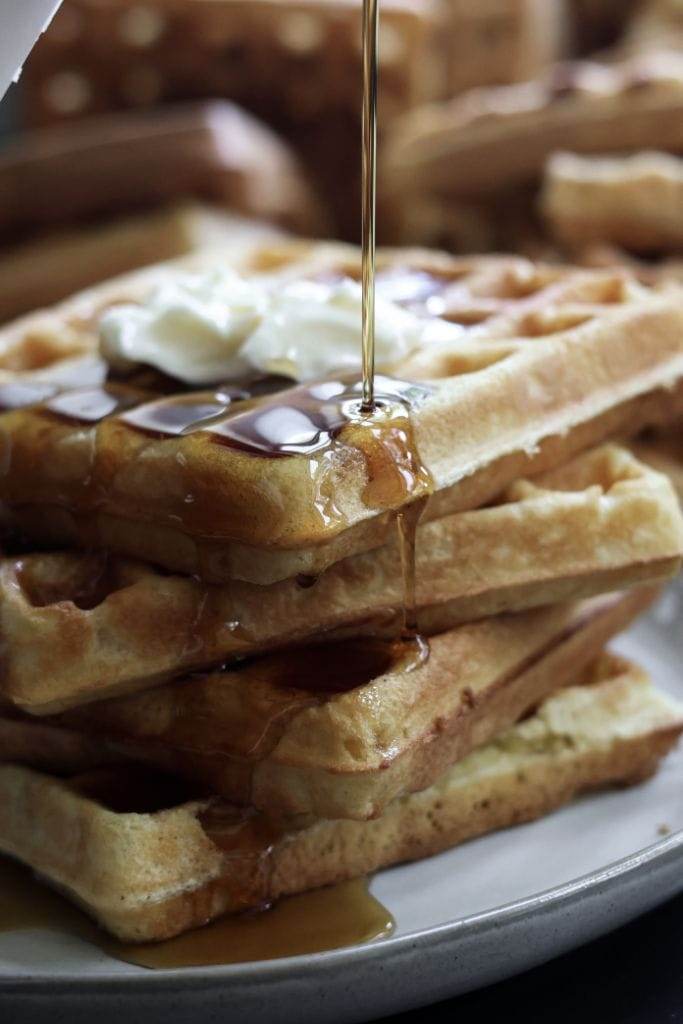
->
[[0, 446, 680, 714], [0, 588, 657, 820], [1, 243, 683, 585], [0, 655, 680, 942]]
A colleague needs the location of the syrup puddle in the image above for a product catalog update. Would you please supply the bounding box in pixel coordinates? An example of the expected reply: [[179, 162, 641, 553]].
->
[[0, 856, 394, 969]]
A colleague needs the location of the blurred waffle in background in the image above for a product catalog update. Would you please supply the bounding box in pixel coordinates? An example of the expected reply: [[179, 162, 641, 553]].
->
[[0, 100, 326, 321], [436, 0, 568, 96], [381, 50, 683, 254], [540, 151, 683, 255], [16, 0, 572, 239], [18, 0, 441, 238]]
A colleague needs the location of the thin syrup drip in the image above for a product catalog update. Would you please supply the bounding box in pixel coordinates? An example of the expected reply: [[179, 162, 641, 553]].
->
[[57, 637, 413, 804], [361, 0, 379, 412]]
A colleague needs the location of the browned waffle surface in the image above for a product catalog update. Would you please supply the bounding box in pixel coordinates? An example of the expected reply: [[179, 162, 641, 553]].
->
[[382, 50, 683, 249], [0, 655, 680, 941], [0, 101, 322, 240], [21, 0, 439, 238], [23, 0, 438, 128], [1, 244, 683, 584], [2, 587, 654, 820], [1, 445, 680, 714], [439, 0, 567, 96], [384, 51, 683, 199], [541, 151, 683, 253], [0, 205, 286, 325]]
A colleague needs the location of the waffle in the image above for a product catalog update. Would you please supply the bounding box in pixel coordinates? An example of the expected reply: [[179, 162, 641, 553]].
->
[[382, 51, 683, 247], [0, 101, 321, 240], [541, 151, 683, 253], [0, 654, 679, 942], [0, 205, 285, 325], [0, 587, 652, 821], [439, 0, 567, 97], [2, 445, 681, 714], [24, 0, 438, 127], [2, 244, 683, 585], [22, 0, 439, 237]]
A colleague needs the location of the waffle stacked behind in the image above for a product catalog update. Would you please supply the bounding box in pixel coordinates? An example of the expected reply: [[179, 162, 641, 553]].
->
[[21, 0, 440, 238], [0, 588, 656, 820], [0, 206, 285, 327], [0, 102, 321, 240], [540, 151, 683, 254], [382, 51, 683, 251], [1, 245, 683, 585], [0, 101, 326, 323], [438, 0, 568, 97], [1, 445, 680, 715], [2, 655, 681, 942]]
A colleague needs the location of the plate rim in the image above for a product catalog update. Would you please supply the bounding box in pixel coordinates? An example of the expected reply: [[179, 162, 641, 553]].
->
[[2, 826, 682, 993]]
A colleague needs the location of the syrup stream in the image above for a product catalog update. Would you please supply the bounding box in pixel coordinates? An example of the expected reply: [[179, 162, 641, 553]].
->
[[360, 0, 379, 413]]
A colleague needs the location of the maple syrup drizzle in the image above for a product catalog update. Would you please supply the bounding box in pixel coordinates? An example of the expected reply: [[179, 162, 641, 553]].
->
[[359, 0, 428, 660], [56, 638, 412, 805], [117, 880, 394, 969], [0, 6, 433, 955], [0, 855, 394, 968], [361, 0, 379, 412]]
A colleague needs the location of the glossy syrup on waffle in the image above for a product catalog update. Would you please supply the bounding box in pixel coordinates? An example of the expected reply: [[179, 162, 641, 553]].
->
[[0, 0, 435, 965]]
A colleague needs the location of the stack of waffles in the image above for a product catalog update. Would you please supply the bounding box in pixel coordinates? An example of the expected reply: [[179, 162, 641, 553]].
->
[[0, 241, 683, 942]]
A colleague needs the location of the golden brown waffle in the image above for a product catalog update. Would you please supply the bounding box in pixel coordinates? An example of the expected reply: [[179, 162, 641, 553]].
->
[[1, 588, 653, 821], [21, 0, 439, 237], [24, 0, 438, 127], [2, 244, 683, 584], [382, 51, 683, 248], [0, 102, 322, 240], [0, 205, 285, 324], [541, 151, 683, 253], [0, 655, 679, 942], [439, 0, 567, 96], [2, 446, 680, 714], [0, 238, 289, 386]]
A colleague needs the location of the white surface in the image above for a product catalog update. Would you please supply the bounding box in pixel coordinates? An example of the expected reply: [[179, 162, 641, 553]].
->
[[0, 589, 681, 982], [0, 1, 62, 100]]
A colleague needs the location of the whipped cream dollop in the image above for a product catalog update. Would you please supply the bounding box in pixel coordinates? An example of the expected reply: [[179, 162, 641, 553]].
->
[[99, 267, 459, 385]]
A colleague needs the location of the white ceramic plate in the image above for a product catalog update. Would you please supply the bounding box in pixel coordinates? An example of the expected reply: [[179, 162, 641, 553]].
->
[[1, 586, 682, 1024]]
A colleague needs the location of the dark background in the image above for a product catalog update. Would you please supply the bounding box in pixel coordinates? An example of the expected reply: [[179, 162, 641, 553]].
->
[[374, 892, 683, 1023]]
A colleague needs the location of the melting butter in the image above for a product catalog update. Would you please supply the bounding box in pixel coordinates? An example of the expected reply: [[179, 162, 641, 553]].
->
[[99, 269, 460, 386]]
